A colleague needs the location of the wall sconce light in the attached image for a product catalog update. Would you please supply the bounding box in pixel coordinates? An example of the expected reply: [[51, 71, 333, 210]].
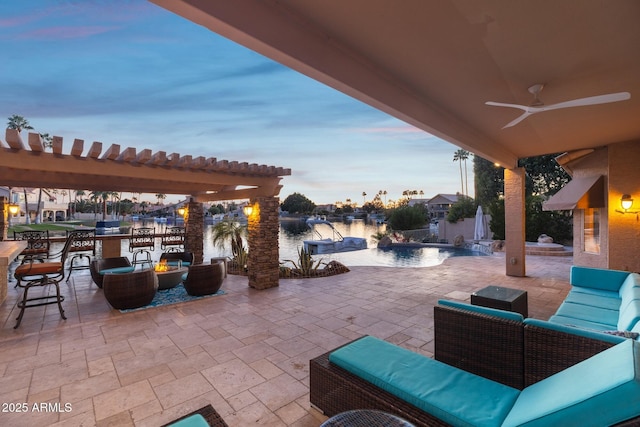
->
[[616, 194, 639, 220], [8, 204, 19, 215], [177, 207, 186, 217], [243, 205, 254, 217]]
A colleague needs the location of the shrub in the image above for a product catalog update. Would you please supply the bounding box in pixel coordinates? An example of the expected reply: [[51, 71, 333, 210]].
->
[[387, 205, 426, 230]]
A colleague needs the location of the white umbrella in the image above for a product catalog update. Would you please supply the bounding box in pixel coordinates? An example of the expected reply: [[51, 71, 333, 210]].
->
[[474, 205, 485, 241]]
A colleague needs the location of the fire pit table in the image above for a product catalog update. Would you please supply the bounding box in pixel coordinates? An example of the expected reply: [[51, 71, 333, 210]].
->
[[154, 265, 188, 290]]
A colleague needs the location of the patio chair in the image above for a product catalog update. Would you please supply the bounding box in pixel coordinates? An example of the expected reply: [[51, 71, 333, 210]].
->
[[183, 261, 225, 296], [66, 228, 96, 281], [103, 269, 158, 310], [12, 230, 84, 328], [128, 227, 155, 268], [159, 251, 194, 267], [13, 230, 51, 263], [89, 257, 134, 288], [160, 226, 185, 252]]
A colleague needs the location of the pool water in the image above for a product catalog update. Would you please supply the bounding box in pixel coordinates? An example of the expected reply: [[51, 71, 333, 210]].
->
[[103, 219, 488, 269]]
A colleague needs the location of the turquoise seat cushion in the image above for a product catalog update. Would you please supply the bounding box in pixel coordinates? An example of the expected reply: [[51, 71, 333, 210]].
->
[[619, 273, 640, 297], [563, 290, 621, 310], [329, 336, 520, 427], [548, 314, 617, 331], [570, 266, 629, 292], [502, 340, 640, 427], [618, 287, 640, 330], [166, 261, 190, 267], [167, 413, 209, 427], [569, 286, 619, 299], [100, 266, 136, 275], [438, 299, 524, 322], [553, 301, 618, 327]]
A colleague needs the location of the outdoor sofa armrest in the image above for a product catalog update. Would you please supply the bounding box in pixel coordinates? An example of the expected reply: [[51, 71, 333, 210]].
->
[[523, 318, 623, 387], [434, 300, 525, 389]]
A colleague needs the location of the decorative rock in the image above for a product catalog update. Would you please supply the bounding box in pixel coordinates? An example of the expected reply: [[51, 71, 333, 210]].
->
[[377, 236, 393, 248], [538, 234, 554, 244], [491, 240, 505, 252], [453, 234, 464, 247]]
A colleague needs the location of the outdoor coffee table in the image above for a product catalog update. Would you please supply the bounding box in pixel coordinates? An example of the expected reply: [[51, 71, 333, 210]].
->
[[320, 409, 415, 426], [154, 266, 188, 290], [471, 285, 528, 317]]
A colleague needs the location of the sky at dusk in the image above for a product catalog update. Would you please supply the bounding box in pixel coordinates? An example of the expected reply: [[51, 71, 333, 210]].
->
[[0, 0, 472, 205]]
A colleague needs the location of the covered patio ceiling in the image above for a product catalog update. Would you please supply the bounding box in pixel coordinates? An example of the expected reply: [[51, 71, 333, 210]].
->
[[0, 129, 290, 202], [151, 0, 640, 168]]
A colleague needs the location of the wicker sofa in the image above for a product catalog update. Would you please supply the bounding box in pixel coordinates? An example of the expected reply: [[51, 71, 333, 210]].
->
[[310, 335, 640, 427]]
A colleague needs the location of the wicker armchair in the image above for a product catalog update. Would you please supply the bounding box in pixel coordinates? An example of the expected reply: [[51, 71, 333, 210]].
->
[[159, 251, 194, 267], [183, 261, 224, 296], [89, 257, 134, 288], [103, 269, 158, 310]]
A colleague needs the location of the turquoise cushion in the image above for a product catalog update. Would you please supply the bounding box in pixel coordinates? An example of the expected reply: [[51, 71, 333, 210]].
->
[[438, 299, 524, 322], [181, 272, 188, 282], [619, 273, 640, 298], [166, 261, 190, 267], [563, 290, 621, 311], [569, 286, 620, 299], [570, 266, 630, 292], [329, 336, 520, 427], [553, 301, 619, 327], [524, 318, 626, 345], [548, 314, 616, 331], [100, 266, 136, 275], [502, 340, 640, 427], [618, 290, 640, 331], [167, 413, 209, 427]]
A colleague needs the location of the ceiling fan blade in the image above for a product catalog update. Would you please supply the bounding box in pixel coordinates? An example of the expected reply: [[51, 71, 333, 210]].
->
[[503, 111, 533, 129], [541, 92, 631, 111], [485, 101, 530, 112]]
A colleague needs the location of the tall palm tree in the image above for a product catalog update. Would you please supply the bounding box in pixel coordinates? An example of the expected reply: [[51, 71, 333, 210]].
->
[[362, 191, 367, 206], [453, 149, 469, 195], [34, 133, 53, 223], [156, 193, 167, 205], [8, 115, 34, 223]]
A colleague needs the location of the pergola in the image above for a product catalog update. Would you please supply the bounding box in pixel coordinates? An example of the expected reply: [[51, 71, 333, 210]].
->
[[151, 0, 640, 275], [0, 128, 291, 289]]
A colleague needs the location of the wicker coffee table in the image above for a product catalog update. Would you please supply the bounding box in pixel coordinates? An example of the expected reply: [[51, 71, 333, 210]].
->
[[471, 285, 528, 317], [155, 266, 187, 290]]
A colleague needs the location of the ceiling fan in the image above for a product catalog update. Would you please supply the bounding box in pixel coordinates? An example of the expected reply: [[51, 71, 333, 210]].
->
[[486, 84, 631, 129]]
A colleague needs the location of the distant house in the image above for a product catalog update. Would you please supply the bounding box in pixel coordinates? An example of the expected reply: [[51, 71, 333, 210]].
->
[[425, 194, 460, 220]]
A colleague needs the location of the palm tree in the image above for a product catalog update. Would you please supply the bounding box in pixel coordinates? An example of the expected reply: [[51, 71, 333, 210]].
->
[[156, 193, 167, 205], [453, 149, 470, 195], [7, 114, 33, 133], [212, 220, 247, 265], [8, 115, 34, 224], [362, 191, 367, 206], [34, 133, 53, 223]]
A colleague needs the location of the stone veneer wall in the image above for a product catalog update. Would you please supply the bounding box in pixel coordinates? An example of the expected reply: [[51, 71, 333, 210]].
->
[[247, 196, 280, 289], [184, 200, 204, 264]]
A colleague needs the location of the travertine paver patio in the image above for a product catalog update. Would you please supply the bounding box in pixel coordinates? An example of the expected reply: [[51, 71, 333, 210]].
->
[[0, 253, 572, 426]]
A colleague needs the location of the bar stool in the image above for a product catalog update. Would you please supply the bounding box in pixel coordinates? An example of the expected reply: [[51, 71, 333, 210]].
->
[[66, 228, 96, 282], [160, 226, 185, 252], [13, 230, 51, 264], [12, 231, 82, 328], [129, 227, 155, 268]]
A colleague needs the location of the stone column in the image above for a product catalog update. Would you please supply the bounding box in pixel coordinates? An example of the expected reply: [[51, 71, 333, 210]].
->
[[184, 199, 204, 264], [247, 196, 280, 289], [504, 167, 526, 277], [0, 197, 8, 241]]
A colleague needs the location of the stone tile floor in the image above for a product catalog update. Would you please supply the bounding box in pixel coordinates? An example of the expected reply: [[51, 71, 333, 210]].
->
[[0, 253, 572, 426]]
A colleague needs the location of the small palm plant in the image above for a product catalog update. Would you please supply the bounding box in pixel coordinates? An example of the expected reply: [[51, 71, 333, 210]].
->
[[212, 220, 248, 270], [283, 247, 323, 277]]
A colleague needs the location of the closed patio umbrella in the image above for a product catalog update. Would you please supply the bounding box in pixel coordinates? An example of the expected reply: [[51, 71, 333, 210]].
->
[[474, 205, 486, 241]]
